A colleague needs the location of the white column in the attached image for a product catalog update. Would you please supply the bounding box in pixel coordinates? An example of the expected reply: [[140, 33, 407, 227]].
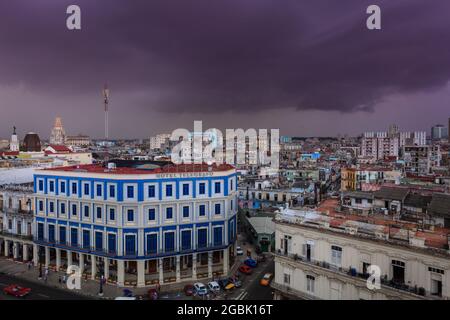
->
[[117, 260, 125, 286], [79, 253, 84, 274], [104, 257, 109, 280], [56, 249, 61, 271], [91, 255, 97, 280], [208, 252, 213, 278], [4, 240, 9, 257], [158, 258, 164, 284], [67, 250, 72, 268], [45, 246, 50, 267], [223, 247, 229, 275], [23, 244, 29, 262], [13, 242, 19, 259], [192, 253, 197, 280], [137, 260, 145, 287], [33, 244, 38, 266], [176, 256, 181, 282]]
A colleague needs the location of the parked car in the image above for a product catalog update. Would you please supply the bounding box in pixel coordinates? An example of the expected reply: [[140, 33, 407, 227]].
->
[[3, 285, 31, 298], [218, 278, 230, 289], [260, 273, 273, 286], [236, 246, 244, 255], [193, 282, 208, 296], [208, 281, 221, 293], [239, 264, 252, 275], [184, 284, 194, 296], [122, 289, 134, 297], [148, 288, 158, 300], [228, 277, 242, 288], [244, 258, 257, 268]]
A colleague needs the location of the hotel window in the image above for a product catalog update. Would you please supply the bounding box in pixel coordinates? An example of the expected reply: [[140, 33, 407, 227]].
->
[[199, 204, 206, 217], [182, 183, 189, 196], [148, 208, 156, 221], [96, 207, 102, 219], [59, 226, 66, 244], [95, 231, 103, 251], [148, 185, 156, 198], [38, 200, 44, 212], [84, 205, 90, 218], [96, 184, 102, 197], [164, 232, 175, 252], [109, 208, 115, 221], [306, 275, 315, 293], [214, 203, 221, 215], [38, 179, 44, 192], [108, 234, 116, 254], [83, 183, 90, 196], [331, 245, 342, 267], [181, 230, 192, 251], [83, 230, 90, 249], [230, 179, 234, 191], [197, 228, 207, 248], [37, 223, 44, 240], [214, 182, 221, 194], [109, 185, 116, 198], [48, 225, 55, 243], [71, 228, 78, 246], [60, 202, 66, 215], [166, 207, 173, 219], [127, 209, 135, 222], [71, 204, 77, 216], [127, 186, 134, 199], [166, 184, 173, 197], [49, 181, 55, 193], [60, 181, 66, 194], [49, 201, 55, 213], [182, 206, 189, 218], [199, 183, 206, 195], [213, 226, 223, 246], [71, 182, 78, 195], [230, 200, 233, 211], [283, 273, 290, 285], [125, 234, 136, 255], [146, 233, 157, 254]]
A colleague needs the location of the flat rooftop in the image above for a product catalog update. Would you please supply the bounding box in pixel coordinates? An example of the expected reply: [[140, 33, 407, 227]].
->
[[39, 162, 235, 175], [276, 198, 450, 253]]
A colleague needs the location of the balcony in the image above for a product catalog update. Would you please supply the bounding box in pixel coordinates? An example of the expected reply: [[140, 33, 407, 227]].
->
[[275, 250, 440, 299], [0, 230, 33, 241]]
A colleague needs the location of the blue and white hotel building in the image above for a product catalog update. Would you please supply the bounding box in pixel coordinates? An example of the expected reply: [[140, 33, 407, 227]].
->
[[32, 162, 238, 287]]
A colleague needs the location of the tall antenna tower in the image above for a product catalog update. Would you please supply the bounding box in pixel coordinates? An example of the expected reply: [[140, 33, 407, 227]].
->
[[103, 84, 110, 139]]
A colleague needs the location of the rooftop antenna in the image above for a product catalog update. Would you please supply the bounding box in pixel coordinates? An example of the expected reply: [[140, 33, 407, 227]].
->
[[102, 83, 110, 164], [103, 83, 110, 140]]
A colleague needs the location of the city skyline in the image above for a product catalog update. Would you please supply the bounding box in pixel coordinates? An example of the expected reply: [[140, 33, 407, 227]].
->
[[1, 0, 450, 138]]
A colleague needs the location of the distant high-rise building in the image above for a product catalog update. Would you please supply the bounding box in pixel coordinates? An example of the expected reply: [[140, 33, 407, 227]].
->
[[431, 124, 448, 140], [49, 116, 66, 145], [9, 126, 19, 152]]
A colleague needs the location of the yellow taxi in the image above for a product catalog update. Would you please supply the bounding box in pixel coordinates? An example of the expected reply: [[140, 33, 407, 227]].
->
[[260, 273, 273, 286]]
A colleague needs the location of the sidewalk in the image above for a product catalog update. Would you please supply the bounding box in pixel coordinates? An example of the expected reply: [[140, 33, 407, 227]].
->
[[0, 258, 142, 299]]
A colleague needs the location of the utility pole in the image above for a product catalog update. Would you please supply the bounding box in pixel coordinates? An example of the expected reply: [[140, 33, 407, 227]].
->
[[103, 84, 110, 164]]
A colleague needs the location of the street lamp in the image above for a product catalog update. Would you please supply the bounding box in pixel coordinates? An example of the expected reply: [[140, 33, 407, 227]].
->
[[38, 246, 43, 279], [98, 259, 104, 296]]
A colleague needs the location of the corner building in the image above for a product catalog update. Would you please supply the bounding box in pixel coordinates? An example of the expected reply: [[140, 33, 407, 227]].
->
[[32, 163, 238, 287]]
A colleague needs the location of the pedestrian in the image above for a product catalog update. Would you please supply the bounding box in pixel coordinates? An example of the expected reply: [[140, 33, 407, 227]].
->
[[27, 261, 31, 270], [58, 276, 62, 284], [62, 274, 67, 284]]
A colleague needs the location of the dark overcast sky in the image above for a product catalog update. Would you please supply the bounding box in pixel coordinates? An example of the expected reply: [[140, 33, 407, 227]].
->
[[0, 0, 450, 139]]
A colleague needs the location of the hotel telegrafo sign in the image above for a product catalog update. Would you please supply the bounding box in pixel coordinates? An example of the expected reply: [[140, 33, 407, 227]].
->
[[155, 172, 214, 179]]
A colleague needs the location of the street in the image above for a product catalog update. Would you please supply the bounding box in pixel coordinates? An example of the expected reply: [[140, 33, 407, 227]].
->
[[0, 273, 90, 300]]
